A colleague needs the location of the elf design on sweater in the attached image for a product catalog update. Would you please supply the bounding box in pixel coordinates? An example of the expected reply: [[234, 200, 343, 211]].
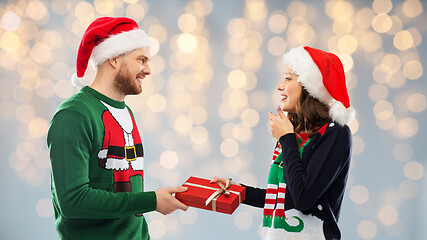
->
[[262, 126, 328, 239], [97, 101, 144, 193]]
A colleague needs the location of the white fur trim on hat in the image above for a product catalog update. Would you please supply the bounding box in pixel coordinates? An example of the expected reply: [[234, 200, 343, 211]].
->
[[328, 99, 356, 126], [90, 28, 151, 68]]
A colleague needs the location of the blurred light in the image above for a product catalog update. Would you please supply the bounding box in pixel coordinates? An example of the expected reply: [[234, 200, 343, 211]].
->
[[14, 85, 33, 103], [1, 11, 22, 31], [373, 100, 393, 120], [223, 51, 242, 69], [0, 31, 20, 51], [54, 80, 75, 99], [326, 0, 354, 19], [15, 104, 36, 123], [150, 55, 165, 75], [239, 172, 258, 187], [227, 18, 249, 36], [234, 211, 253, 230], [372, 65, 392, 84], [220, 138, 239, 158], [232, 123, 252, 142], [384, 220, 405, 238], [287, 1, 307, 18], [35, 198, 53, 218], [228, 70, 247, 89], [352, 136, 365, 155], [376, 114, 396, 130], [148, 220, 166, 239], [397, 117, 418, 138], [268, 11, 288, 34], [387, 71, 406, 89], [148, 24, 167, 43], [403, 161, 423, 181], [74, 1, 95, 21], [159, 150, 179, 170], [179, 207, 198, 225], [333, 18, 352, 35], [94, 0, 114, 15], [403, 60, 423, 80], [359, 32, 382, 52], [31, 43, 52, 64], [221, 123, 235, 139], [267, 37, 287, 56], [28, 117, 49, 138], [249, 90, 268, 110], [242, 49, 263, 71], [178, 13, 197, 33], [125, 3, 146, 21], [190, 126, 209, 145], [177, 33, 198, 53], [393, 30, 414, 51], [34, 150, 50, 169], [149, 37, 160, 56], [338, 53, 353, 72], [174, 114, 193, 135], [381, 54, 401, 73], [372, 0, 393, 14], [407, 27, 422, 47], [356, 8, 375, 29], [338, 35, 358, 54], [368, 84, 389, 102], [357, 220, 377, 239], [399, 180, 419, 199], [378, 205, 398, 226], [372, 13, 392, 33], [386, 15, 403, 35], [349, 185, 369, 204], [26, 0, 48, 21], [147, 93, 167, 113], [407, 93, 426, 112], [160, 169, 181, 186], [348, 118, 359, 134], [243, 72, 258, 91], [223, 157, 243, 174], [393, 143, 413, 162], [223, 88, 248, 108], [229, 35, 248, 53], [240, 108, 259, 127], [402, 0, 423, 18], [245, 0, 268, 22]]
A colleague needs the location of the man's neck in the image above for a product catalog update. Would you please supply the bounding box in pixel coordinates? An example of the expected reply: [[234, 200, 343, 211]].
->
[[90, 73, 125, 102]]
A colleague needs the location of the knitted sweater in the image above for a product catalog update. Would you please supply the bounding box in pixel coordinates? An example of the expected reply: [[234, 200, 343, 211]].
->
[[47, 86, 156, 240], [243, 122, 352, 240]]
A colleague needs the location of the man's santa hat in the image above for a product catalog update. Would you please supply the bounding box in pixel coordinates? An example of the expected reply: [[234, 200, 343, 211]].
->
[[282, 46, 355, 125], [72, 17, 151, 88]]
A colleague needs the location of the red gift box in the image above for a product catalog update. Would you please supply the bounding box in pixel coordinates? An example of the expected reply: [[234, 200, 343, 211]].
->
[[175, 176, 246, 215]]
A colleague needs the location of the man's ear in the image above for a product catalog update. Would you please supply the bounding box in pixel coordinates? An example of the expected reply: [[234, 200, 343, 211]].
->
[[108, 56, 120, 69]]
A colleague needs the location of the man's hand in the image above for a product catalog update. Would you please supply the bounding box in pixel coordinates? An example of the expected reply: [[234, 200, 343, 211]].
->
[[268, 106, 294, 140], [155, 186, 189, 215]]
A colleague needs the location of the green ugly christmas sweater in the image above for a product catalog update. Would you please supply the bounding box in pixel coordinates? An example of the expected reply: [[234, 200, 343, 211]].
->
[[47, 86, 156, 240]]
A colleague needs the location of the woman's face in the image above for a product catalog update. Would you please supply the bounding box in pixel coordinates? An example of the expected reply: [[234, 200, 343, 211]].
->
[[277, 66, 302, 113]]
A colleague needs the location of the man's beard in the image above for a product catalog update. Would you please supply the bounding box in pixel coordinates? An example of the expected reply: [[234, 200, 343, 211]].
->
[[113, 65, 142, 96]]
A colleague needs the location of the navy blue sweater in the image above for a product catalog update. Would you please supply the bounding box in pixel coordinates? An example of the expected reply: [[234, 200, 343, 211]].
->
[[243, 122, 352, 240]]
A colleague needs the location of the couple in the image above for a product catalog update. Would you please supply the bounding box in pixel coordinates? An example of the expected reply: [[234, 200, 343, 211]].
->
[[47, 17, 354, 240]]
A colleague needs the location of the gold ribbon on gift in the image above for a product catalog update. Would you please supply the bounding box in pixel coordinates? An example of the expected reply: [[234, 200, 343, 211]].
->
[[183, 179, 241, 212]]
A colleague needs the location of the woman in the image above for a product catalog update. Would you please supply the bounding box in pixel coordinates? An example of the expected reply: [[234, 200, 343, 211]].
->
[[214, 46, 355, 240]]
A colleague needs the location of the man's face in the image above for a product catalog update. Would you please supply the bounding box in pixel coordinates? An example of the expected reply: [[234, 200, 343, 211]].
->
[[113, 47, 151, 96]]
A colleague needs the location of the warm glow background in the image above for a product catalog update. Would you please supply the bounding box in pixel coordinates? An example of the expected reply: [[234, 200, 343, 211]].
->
[[1, 0, 426, 239]]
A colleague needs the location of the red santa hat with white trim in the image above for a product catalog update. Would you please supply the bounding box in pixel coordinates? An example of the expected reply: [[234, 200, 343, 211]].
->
[[71, 17, 151, 88], [282, 46, 355, 125]]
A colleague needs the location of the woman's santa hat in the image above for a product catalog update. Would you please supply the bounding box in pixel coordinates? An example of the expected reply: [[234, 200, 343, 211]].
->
[[282, 46, 355, 125], [72, 17, 151, 88]]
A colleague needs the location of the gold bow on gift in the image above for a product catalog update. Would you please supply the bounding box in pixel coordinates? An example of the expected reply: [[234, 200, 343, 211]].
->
[[183, 178, 241, 212], [205, 179, 233, 211]]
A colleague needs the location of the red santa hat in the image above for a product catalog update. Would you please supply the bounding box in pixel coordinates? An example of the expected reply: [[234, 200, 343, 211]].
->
[[71, 17, 151, 88], [282, 46, 355, 125]]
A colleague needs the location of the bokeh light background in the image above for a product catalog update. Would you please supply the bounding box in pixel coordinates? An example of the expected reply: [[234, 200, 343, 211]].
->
[[1, 0, 426, 239]]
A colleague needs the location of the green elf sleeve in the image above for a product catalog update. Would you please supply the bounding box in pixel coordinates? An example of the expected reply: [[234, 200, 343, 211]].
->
[[48, 109, 156, 219]]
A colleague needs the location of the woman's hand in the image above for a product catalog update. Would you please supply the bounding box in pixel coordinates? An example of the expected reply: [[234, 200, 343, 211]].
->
[[211, 176, 241, 186], [268, 106, 294, 140]]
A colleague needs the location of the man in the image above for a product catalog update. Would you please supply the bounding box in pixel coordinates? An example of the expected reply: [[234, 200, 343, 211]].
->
[[47, 17, 188, 240]]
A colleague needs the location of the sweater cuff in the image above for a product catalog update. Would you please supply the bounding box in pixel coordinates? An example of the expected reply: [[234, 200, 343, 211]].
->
[[129, 191, 157, 214], [279, 133, 298, 151]]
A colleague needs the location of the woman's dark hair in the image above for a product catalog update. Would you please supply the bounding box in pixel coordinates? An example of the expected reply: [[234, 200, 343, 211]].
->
[[287, 88, 331, 136]]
